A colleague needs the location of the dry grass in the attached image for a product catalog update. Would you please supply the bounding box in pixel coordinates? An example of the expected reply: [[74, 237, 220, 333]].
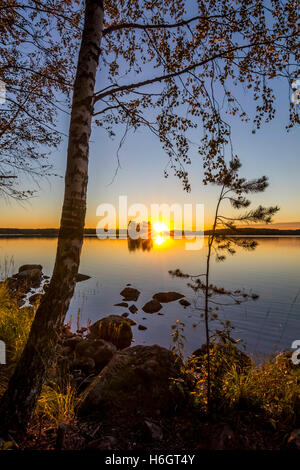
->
[[36, 380, 78, 425], [0, 283, 34, 364]]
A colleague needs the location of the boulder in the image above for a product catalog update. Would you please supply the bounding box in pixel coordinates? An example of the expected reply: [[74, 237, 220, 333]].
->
[[142, 299, 162, 313], [72, 357, 95, 374], [17, 268, 43, 288], [89, 315, 133, 349], [64, 335, 83, 350], [75, 338, 117, 369], [153, 292, 184, 303], [78, 344, 185, 418], [18, 264, 42, 273], [120, 287, 140, 301]]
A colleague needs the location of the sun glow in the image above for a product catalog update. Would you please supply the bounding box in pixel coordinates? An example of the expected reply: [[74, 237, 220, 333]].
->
[[153, 221, 168, 233], [154, 234, 166, 246]]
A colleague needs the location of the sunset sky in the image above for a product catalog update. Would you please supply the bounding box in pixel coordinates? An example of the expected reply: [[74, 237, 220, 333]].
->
[[1, 74, 299, 230]]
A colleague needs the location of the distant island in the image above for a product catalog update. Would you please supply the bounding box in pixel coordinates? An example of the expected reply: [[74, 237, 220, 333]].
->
[[0, 227, 300, 237]]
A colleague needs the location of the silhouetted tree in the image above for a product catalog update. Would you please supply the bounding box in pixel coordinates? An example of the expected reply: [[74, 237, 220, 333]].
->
[[170, 157, 279, 410], [0, 0, 81, 199]]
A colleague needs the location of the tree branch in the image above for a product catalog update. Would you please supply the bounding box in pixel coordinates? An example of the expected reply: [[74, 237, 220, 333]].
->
[[102, 14, 227, 36], [94, 39, 287, 103]]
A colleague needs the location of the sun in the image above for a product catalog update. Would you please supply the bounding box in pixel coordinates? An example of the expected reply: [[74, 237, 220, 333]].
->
[[154, 234, 165, 246], [153, 221, 168, 233]]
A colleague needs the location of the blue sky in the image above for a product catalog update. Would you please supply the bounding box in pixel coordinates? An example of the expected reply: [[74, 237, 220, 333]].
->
[[1, 42, 299, 229]]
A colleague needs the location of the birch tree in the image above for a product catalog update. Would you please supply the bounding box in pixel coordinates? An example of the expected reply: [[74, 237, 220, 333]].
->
[[0, 0, 298, 436], [0, 0, 103, 435]]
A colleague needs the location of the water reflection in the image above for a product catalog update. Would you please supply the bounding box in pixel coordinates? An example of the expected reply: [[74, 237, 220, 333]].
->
[[127, 220, 170, 252], [127, 237, 153, 252]]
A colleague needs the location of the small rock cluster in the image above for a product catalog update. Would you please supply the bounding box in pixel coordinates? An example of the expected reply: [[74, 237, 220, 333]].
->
[[57, 314, 136, 392]]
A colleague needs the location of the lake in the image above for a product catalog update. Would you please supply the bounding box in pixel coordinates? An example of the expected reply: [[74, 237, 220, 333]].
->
[[0, 236, 299, 360]]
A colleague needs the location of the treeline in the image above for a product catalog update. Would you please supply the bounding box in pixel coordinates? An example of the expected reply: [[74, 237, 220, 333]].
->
[[0, 227, 299, 237]]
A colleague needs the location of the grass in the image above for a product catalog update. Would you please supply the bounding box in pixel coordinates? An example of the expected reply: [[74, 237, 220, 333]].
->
[[187, 343, 300, 426], [36, 380, 78, 425], [0, 282, 34, 364], [0, 283, 78, 425], [221, 359, 300, 422]]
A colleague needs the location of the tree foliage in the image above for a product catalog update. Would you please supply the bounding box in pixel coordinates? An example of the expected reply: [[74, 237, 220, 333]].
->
[[0, 0, 82, 199], [94, 0, 299, 190]]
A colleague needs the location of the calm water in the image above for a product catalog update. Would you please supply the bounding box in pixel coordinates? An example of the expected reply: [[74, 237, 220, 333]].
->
[[1, 236, 299, 360]]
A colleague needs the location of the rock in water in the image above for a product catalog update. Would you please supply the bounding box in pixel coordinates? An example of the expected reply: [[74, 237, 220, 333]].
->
[[78, 345, 185, 418], [153, 292, 184, 303], [89, 315, 133, 349], [17, 268, 43, 287], [129, 304, 138, 314], [18, 264, 42, 273], [120, 287, 140, 301], [179, 298, 191, 307], [142, 299, 162, 313], [76, 273, 91, 282]]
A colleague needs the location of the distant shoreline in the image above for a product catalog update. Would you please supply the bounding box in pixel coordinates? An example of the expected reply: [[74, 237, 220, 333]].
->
[[0, 228, 300, 237]]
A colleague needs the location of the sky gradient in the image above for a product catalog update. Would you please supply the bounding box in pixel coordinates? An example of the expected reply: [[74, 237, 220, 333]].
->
[[0, 73, 299, 230]]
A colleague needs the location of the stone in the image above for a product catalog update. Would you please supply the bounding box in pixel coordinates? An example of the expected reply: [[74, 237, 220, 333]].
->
[[72, 357, 95, 373], [78, 345, 185, 418], [18, 264, 42, 273], [17, 268, 42, 287], [179, 298, 191, 307], [121, 312, 129, 318], [120, 287, 140, 301], [153, 292, 184, 303], [76, 273, 91, 282], [138, 325, 147, 331], [89, 315, 133, 349], [129, 304, 138, 314], [114, 302, 128, 308], [75, 338, 117, 369], [142, 299, 162, 313], [127, 318, 137, 326]]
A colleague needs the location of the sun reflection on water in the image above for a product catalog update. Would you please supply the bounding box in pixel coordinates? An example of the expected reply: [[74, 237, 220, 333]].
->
[[154, 234, 166, 246]]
